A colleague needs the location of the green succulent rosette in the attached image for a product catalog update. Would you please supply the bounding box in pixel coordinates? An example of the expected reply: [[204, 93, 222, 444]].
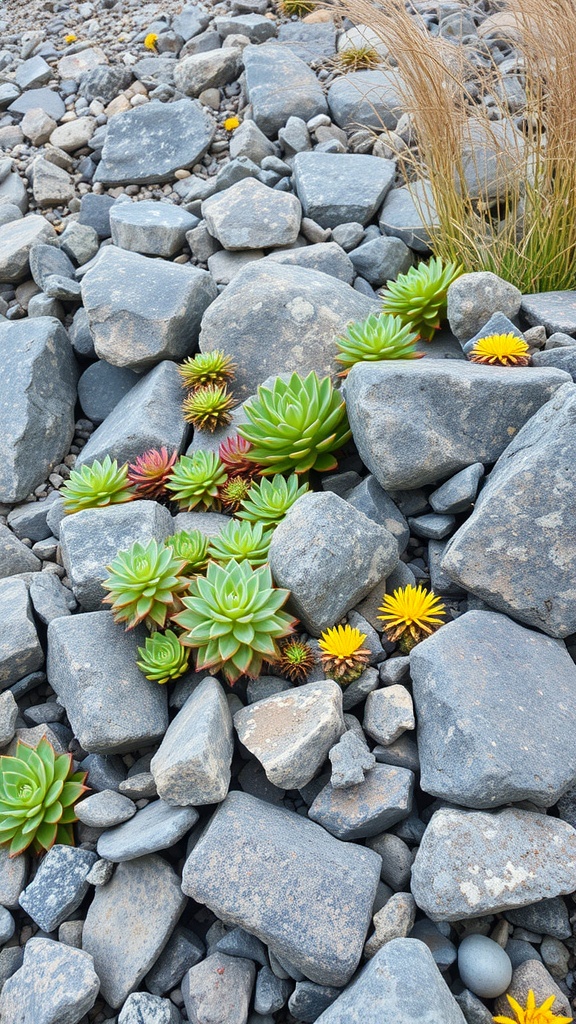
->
[[237, 473, 309, 526], [136, 629, 191, 684], [381, 257, 462, 342], [102, 538, 189, 630], [166, 451, 227, 511], [335, 313, 421, 373], [165, 531, 210, 575], [208, 520, 272, 568], [60, 455, 135, 514]]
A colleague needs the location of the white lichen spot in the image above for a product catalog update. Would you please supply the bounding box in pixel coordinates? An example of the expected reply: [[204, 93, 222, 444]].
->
[[460, 881, 482, 905], [287, 297, 315, 323]]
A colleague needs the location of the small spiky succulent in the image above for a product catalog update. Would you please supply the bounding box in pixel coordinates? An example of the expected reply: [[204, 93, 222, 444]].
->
[[208, 520, 272, 569], [239, 372, 351, 475], [174, 559, 296, 684], [178, 351, 236, 391], [278, 0, 316, 14], [182, 385, 236, 433], [381, 257, 463, 341], [219, 475, 252, 513], [165, 531, 210, 575], [335, 313, 421, 374], [338, 45, 381, 71], [136, 629, 191, 685], [378, 584, 446, 653], [469, 333, 531, 366], [318, 624, 371, 684], [238, 473, 309, 526], [277, 636, 316, 683], [219, 435, 258, 478], [61, 456, 135, 514], [127, 447, 178, 499], [102, 539, 189, 630], [166, 452, 227, 511], [0, 738, 88, 857]]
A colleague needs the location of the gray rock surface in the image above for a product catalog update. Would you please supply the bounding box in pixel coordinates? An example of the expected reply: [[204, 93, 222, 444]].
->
[[327, 70, 404, 131], [75, 789, 136, 828], [363, 686, 415, 746], [234, 680, 346, 789], [292, 153, 395, 228], [411, 807, 576, 920], [366, 832, 414, 891], [505, 897, 572, 940], [182, 791, 381, 986], [145, 926, 205, 996], [0, 523, 41, 577], [19, 846, 97, 933], [345, 476, 410, 553], [77, 360, 140, 425], [203, 178, 301, 250], [447, 272, 522, 342], [345, 360, 570, 490], [429, 464, 484, 514], [29, 573, 77, 625], [329, 730, 376, 789], [0, 689, 18, 746], [492, 960, 572, 1021], [0, 577, 43, 688], [348, 235, 413, 288], [109, 200, 198, 257], [182, 952, 255, 1024], [521, 291, 576, 336], [531, 346, 576, 380], [119, 992, 181, 1024], [174, 49, 242, 97], [243, 45, 327, 136], [363, 893, 417, 958], [308, 764, 414, 839], [47, 611, 168, 754], [0, 846, 27, 910], [379, 182, 439, 253], [264, 242, 354, 284], [0, 213, 56, 282], [0, 937, 100, 1024], [8, 88, 65, 120], [97, 799, 198, 862]]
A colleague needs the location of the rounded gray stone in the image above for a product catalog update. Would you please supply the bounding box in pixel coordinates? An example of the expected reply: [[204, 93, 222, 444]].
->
[[119, 992, 181, 1024], [457, 934, 512, 998], [77, 360, 140, 425], [97, 800, 199, 862], [174, 50, 242, 98], [75, 790, 137, 828]]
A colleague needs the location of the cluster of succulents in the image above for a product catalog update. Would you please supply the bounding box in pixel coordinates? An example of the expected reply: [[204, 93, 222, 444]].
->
[[178, 351, 237, 433]]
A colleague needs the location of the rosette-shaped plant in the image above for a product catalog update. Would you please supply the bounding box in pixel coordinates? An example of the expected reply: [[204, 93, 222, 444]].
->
[[182, 385, 236, 432], [61, 456, 135, 514], [381, 257, 462, 341], [165, 531, 210, 575], [335, 313, 421, 374], [166, 452, 227, 511], [277, 636, 316, 683], [237, 473, 309, 526], [318, 625, 371, 684], [219, 475, 252, 513], [102, 539, 189, 629], [173, 559, 296, 684], [219, 435, 258, 478], [208, 520, 272, 568], [378, 584, 446, 653], [338, 45, 381, 71], [468, 333, 530, 366], [127, 447, 178, 499], [239, 372, 351, 475], [136, 629, 191, 685], [0, 738, 88, 857], [178, 350, 236, 391]]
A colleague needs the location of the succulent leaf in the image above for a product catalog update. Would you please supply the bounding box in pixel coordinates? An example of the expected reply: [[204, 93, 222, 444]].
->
[[136, 629, 191, 684], [102, 538, 189, 630], [208, 520, 272, 568], [166, 452, 227, 511], [127, 447, 178, 499], [165, 531, 210, 574], [237, 473, 309, 526], [219, 435, 258, 477], [381, 257, 462, 341], [61, 456, 135, 514], [335, 313, 421, 373]]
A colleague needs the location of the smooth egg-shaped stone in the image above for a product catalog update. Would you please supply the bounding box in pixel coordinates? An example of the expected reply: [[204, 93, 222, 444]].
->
[[458, 933, 512, 998]]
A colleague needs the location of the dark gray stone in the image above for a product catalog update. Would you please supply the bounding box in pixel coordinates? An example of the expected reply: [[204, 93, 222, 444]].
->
[[454, 989, 494, 1024], [47, 611, 168, 754], [461, 311, 525, 356], [29, 243, 75, 290], [216, 927, 268, 967], [408, 513, 455, 539], [429, 464, 484, 514], [79, 65, 133, 105], [0, 846, 25, 911], [0, 946, 23, 993], [531, 346, 576, 380], [182, 791, 381, 986], [367, 832, 414, 892], [254, 965, 291, 1014], [288, 981, 340, 1022], [80, 753, 126, 793], [18, 846, 97, 933], [202, 178, 301, 250], [409, 918, 456, 970], [447, 272, 522, 343], [59, 222, 99, 267], [0, 690, 17, 747], [349, 235, 413, 288], [505, 897, 572, 940], [379, 182, 438, 253], [78, 193, 116, 239], [292, 153, 395, 229], [243, 44, 327, 137], [345, 475, 409, 554], [118, 992, 181, 1024], [145, 926, 205, 996], [95, 99, 215, 186], [309, 764, 414, 840], [344, 360, 570, 490], [521, 291, 576, 336], [75, 789, 136, 828], [327, 70, 404, 131], [0, 578, 43, 688], [77, 361, 140, 425], [109, 200, 198, 257], [263, 242, 354, 284], [97, 799, 198, 862], [29, 573, 77, 625], [8, 88, 65, 119], [182, 952, 255, 1024], [428, 539, 465, 598], [329, 730, 376, 789], [69, 307, 95, 358], [0, 937, 99, 1024], [0, 523, 41, 577]]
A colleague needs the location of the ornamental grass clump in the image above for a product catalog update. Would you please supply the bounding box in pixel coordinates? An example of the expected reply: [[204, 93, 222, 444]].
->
[[335, 313, 421, 374], [378, 584, 446, 653], [277, 636, 317, 683], [102, 539, 189, 630], [318, 624, 371, 684], [166, 452, 227, 511], [136, 629, 191, 685], [127, 447, 178, 500], [493, 989, 572, 1024], [208, 520, 272, 569], [239, 371, 351, 475], [0, 738, 87, 857], [381, 258, 462, 342], [61, 456, 135, 514], [165, 531, 210, 575], [469, 334, 531, 366], [173, 559, 296, 684], [182, 385, 236, 433], [178, 351, 236, 391], [238, 474, 309, 526]]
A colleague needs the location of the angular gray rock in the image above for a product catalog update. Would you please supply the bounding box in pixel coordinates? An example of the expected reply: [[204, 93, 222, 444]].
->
[[344, 360, 570, 490], [0, 577, 43, 688], [410, 610, 576, 807], [79, 64, 134, 104], [314, 939, 466, 1024], [411, 807, 576, 920], [308, 764, 414, 839], [145, 926, 205, 996], [429, 464, 484, 514], [234, 680, 346, 789], [119, 992, 181, 1024], [379, 182, 439, 253], [182, 952, 255, 1024], [292, 153, 395, 228], [367, 832, 414, 892], [265, 241, 354, 284], [345, 475, 410, 553], [329, 730, 376, 789], [8, 88, 65, 120], [199, 261, 377, 399], [0, 938, 100, 1024], [47, 611, 168, 754], [109, 200, 198, 257], [0, 846, 27, 910], [97, 799, 198, 862], [81, 246, 216, 371], [19, 846, 97, 933], [348, 235, 413, 289], [269, 492, 398, 634], [60, 500, 173, 612], [521, 291, 576, 336], [202, 178, 301, 250], [363, 686, 415, 746], [327, 70, 404, 130], [532, 347, 576, 380], [493, 960, 572, 1022], [82, 854, 186, 1009], [0, 690, 18, 746], [0, 213, 56, 282], [243, 44, 327, 136], [364, 893, 417, 958], [76, 361, 188, 467], [150, 677, 233, 805], [0, 523, 41, 577], [95, 99, 215, 185], [0, 318, 76, 503], [174, 50, 242, 98], [182, 791, 381, 986], [447, 271, 523, 343]]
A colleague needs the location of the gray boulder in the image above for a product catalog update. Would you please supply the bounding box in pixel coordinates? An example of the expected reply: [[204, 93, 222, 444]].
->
[[327, 70, 404, 130], [199, 261, 377, 399], [447, 271, 522, 343], [202, 178, 301, 250], [429, 464, 484, 514], [363, 685, 415, 746], [0, 577, 43, 688], [348, 236, 413, 288], [75, 789, 136, 828], [292, 153, 395, 228], [379, 182, 439, 253], [81, 246, 216, 371], [0, 938, 100, 1024], [174, 50, 242, 98], [243, 44, 327, 136], [182, 791, 381, 986], [264, 241, 354, 284], [19, 846, 97, 933], [521, 291, 576, 336], [8, 88, 65, 120], [269, 492, 398, 634], [0, 213, 56, 282], [95, 99, 215, 186], [0, 523, 41, 577], [441, 383, 576, 637], [79, 65, 134, 104], [109, 199, 198, 257], [182, 953, 255, 1024], [411, 807, 576, 920], [532, 347, 576, 380], [97, 799, 198, 862], [119, 993, 181, 1024], [77, 360, 140, 425], [47, 611, 168, 754], [344, 360, 570, 490], [308, 764, 414, 839]]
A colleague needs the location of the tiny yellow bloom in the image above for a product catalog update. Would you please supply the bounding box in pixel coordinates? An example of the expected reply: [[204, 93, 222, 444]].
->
[[223, 116, 240, 132], [493, 988, 573, 1024], [469, 333, 530, 367], [378, 584, 446, 652], [318, 624, 367, 658], [318, 624, 370, 685], [64, 33, 77, 43], [144, 32, 159, 51]]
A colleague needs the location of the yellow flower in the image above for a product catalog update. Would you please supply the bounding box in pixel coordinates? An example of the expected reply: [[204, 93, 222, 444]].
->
[[378, 584, 446, 652], [64, 33, 77, 43], [318, 624, 371, 685], [223, 116, 240, 132], [469, 333, 530, 366], [493, 989, 573, 1024], [144, 32, 159, 51]]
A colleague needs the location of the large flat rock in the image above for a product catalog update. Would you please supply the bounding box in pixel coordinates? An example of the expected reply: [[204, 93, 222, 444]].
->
[[0, 937, 100, 1024], [344, 360, 570, 490], [0, 214, 56, 282], [243, 44, 326, 137], [292, 152, 395, 228], [327, 70, 404, 131], [181, 791, 381, 986]]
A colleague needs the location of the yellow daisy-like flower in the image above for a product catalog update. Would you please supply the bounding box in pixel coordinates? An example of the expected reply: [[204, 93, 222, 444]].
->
[[223, 116, 240, 132], [469, 333, 530, 367], [318, 624, 371, 685], [144, 32, 159, 51], [493, 989, 573, 1024], [378, 584, 446, 653], [64, 33, 77, 43]]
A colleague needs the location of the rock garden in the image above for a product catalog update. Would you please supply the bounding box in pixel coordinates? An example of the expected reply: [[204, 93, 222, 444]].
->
[[0, 0, 576, 1022]]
